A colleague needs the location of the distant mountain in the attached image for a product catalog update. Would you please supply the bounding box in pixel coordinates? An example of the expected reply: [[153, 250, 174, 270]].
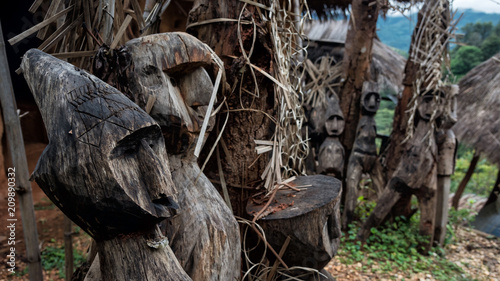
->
[[377, 9, 500, 52]]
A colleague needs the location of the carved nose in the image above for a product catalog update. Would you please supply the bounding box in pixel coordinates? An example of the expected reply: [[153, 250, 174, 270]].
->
[[368, 94, 377, 109], [137, 139, 178, 216]]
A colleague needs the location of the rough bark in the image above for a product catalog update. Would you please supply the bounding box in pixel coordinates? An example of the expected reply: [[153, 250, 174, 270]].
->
[[246, 175, 342, 271], [187, 0, 275, 197], [451, 152, 480, 209], [339, 0, 379, 153]]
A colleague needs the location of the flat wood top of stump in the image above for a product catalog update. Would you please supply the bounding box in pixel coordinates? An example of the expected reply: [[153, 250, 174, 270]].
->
[[247, 175, 341, 220]]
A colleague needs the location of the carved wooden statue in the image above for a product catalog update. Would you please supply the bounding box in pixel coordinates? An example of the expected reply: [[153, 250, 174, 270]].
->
[[343, 83, 380, 229], [22, 49, 191, 281], [358, 89, 446, 252], [434, 85, 458, 246], [317, 94, 345, 177], [95, 33, 241, 281]]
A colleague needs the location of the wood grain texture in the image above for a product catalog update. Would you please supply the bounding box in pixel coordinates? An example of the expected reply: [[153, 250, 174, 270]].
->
[[342, 90, 380, 229], [22, 49, 191, 281], [247, 175, 342, 270], [0, 22, 44, 281], [94, 33, 241, 280]]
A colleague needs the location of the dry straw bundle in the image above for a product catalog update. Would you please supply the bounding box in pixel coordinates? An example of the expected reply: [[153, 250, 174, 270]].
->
[[403, 0, 460, 142]]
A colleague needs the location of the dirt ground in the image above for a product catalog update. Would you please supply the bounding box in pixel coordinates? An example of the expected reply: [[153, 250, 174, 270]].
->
[[0, 143, 499, 281]]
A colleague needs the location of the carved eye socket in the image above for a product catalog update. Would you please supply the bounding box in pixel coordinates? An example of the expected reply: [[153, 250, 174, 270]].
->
[[142, 65, 159, 76]]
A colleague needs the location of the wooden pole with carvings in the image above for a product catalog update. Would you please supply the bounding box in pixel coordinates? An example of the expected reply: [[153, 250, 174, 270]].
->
[[0, 20, 43, 281]]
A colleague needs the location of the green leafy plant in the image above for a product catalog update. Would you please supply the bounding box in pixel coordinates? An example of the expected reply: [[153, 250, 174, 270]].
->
[[337, 204, 471, 280], [41, 245, 86, 278]]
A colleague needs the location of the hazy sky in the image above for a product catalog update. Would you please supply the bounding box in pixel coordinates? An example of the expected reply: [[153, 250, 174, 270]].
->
[[451, 0, 500, 13]]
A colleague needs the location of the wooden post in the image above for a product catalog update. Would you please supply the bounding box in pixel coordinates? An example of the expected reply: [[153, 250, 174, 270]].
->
[[0, 20, 43, 281], [451, 151, 480, 209], [339, 0, 380, 153], [64, 216, 74, 280]]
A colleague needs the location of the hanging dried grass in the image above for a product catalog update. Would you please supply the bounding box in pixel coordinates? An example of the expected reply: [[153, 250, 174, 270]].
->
[[238, 217, 326, 281], [403, 0, 459, 143], [249, 0, 311, 193]]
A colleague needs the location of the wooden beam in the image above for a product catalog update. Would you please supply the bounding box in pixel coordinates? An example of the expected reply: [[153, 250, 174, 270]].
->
[[0, 19, 43, 281], [452, 151, 480, 209], [8, 4, 74, 46]]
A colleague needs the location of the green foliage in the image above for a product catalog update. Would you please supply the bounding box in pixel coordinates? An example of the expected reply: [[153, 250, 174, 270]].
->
[[450, 46, 483, 76], [41, 246, 86, 278], [480, 35, 500, 60], [460, 22, 493, 47], [374, 107, 394, 136], [450, 148, 498, 197], [377, 10, 500, 52], [337, 203, 472, 280]]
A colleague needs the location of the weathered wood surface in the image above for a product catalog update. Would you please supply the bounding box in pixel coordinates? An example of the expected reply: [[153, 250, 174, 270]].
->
[[187, 1, 275, 198], [435, 98, 458, 245], [0, 21, 44, 281], [247, 175, 342, 270], [342, 89, 380, 229], [22, 49, 191, 281], [452, 151, 479, 209], [318, 95, 345, 177], [339, 0, 380, 153], [358, 92, 440, 252], [94, 33, 241, 280]]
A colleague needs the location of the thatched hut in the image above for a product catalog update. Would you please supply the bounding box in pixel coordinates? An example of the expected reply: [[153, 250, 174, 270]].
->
[[452, 52, 500, 237], [453, 53, 500, 164], [304, 20, 407, 95]]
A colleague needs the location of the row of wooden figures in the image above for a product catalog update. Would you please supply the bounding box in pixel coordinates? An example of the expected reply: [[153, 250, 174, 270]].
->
[[23, 33, 342, 281], [22, 30, 457, 280], [309, 77, 458, 251]]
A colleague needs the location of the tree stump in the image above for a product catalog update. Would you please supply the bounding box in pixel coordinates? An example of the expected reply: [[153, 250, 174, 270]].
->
[[246, 175, 342, 272]]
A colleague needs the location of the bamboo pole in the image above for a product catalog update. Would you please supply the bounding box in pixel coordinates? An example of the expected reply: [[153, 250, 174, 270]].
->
[[64, 216, 73, 280], [0, 20, 43, 281]]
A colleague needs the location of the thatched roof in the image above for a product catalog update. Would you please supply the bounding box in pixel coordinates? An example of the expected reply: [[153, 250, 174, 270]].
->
[[306, 0, 423, 19], [453, 53, 500, 165], [304, 20, 406, 95]]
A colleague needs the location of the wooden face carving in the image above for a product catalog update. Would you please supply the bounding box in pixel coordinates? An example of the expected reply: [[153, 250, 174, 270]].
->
[[361, 91, 380, 115], [417, 90, 445, 121], [22, 49, 178, 240], [324, 95, 344, 136], [123, 33, 216, 155], [325, 115, 344, 136]]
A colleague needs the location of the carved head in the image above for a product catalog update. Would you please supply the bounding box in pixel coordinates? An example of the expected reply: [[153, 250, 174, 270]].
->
[[361, 91, 381, 115], [324, 95, 345, 136], [417, 89, 445, 122], [22, 49, 178, 240], [119, 33, 218, 156]]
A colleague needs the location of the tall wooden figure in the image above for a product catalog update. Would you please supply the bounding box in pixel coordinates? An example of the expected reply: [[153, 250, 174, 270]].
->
[[22, 49, 191, 281], [434, 85, 458, 246], [318, 94, 345, 178], [342, 83, 380, 229], [358, 89, 447, 252], [97, 33, 241, 281]]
